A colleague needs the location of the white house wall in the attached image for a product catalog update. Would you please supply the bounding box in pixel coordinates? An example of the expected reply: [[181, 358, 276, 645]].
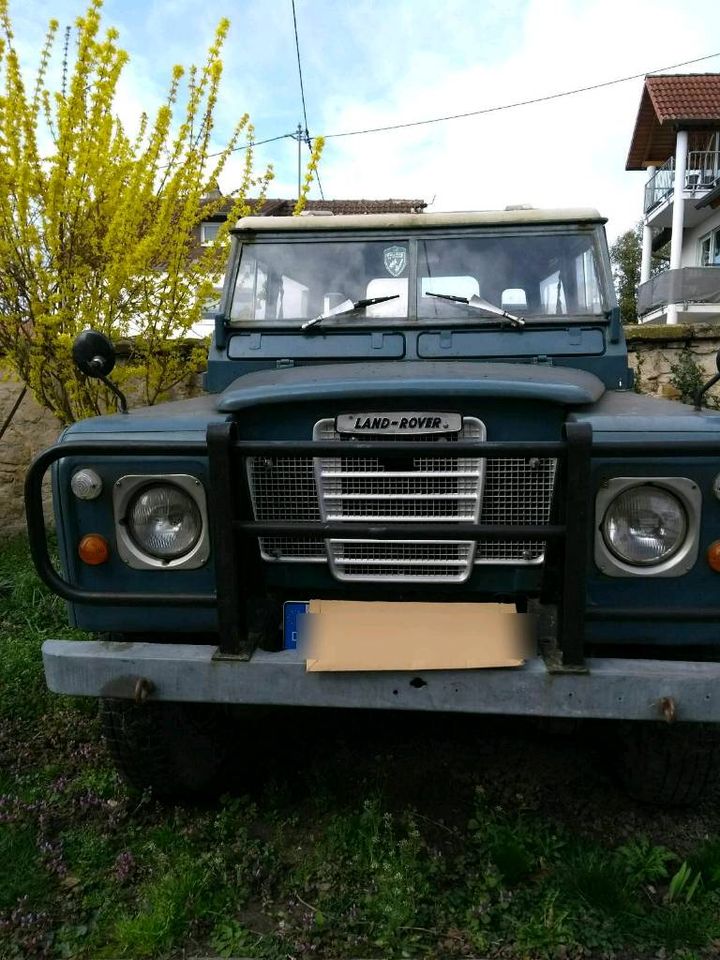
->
[[681, 208, 720, 267]]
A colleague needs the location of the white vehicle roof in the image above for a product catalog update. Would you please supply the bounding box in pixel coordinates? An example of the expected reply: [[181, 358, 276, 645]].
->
[[233, 208, 605, 233]]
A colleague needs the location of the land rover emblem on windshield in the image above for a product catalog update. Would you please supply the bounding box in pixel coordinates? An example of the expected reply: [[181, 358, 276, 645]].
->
[[383, 244, 407, 277]]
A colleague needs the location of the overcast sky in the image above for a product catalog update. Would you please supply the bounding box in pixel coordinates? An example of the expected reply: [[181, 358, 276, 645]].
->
[[13, 0, 720, 240]]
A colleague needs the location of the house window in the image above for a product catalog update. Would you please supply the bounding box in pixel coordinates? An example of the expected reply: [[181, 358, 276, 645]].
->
[[699, 228, 720, 266], [201, 221, 221, 244]]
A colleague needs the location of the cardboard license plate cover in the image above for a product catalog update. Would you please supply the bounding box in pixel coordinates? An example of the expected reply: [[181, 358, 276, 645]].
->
[[303, 600, 531, 672]]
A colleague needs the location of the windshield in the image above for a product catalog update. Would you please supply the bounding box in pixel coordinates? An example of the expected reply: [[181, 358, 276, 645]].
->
[[229, 230, 607, 325]]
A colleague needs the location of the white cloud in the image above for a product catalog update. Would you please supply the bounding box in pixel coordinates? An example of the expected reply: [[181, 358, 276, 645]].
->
[[313, 0, 720, 239], [12, 0, 720, 241]]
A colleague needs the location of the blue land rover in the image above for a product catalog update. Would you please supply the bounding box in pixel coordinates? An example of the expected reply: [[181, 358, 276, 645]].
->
[[26, 209, 720, 802]]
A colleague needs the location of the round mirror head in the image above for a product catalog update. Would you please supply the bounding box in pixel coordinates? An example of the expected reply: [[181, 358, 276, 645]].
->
[[72, 330, 116, 378]]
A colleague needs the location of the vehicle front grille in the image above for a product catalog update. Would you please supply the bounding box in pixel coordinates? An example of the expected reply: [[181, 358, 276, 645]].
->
[[476, 457, 557, 562], [246, 416, 557, 582]]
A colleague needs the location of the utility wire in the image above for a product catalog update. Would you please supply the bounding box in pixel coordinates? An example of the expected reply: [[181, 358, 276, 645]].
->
[[290, 0, 325, 200], [320, 50, 720, 140], [207, 49, 720, 162], [224, 50, 720, 155], [192, 132, 294, 165], [291, 0, 310, 139]]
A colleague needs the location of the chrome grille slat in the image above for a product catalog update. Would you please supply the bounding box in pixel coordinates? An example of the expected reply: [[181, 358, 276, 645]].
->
[[329, 539, 475, 582], [329, 541, 471, 567], [246, 416, 558, 579]]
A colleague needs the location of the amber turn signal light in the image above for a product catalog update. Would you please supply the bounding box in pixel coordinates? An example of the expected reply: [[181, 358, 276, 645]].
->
[[707, 541, 720, 572], [78, 534, 110, 565]]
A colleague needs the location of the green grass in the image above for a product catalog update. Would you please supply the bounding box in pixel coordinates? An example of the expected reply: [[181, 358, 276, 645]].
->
[[107, 856, 216, 958], [0, 825, 55, 913], [3, 534, 720, 959]]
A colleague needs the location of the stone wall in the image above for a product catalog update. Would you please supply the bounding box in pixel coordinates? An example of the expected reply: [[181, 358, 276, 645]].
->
[[0, 368, 63, 535], [3, 326, 720, 535], [625, 323, 720, 400]]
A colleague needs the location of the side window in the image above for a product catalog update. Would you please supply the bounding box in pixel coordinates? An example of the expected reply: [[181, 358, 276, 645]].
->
[[574, 250, 602, 312], [275, 276, 309, 319], [539, 270, 566, 314], [231, 256, 267, 320]]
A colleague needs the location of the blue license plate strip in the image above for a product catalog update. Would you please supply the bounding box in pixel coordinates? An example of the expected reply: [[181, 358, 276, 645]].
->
[[283, 601, 309, 650]]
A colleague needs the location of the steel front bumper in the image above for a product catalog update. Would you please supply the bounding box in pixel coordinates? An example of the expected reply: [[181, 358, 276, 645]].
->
[[43, 640, 720, 722]]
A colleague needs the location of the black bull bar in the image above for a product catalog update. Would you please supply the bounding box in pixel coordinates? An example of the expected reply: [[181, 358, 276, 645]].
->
[[24, 421, 720, 667]]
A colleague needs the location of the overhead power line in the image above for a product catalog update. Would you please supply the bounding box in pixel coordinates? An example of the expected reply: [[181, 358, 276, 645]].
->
[[209, 49, 720, 163], [291, 0, 310, 138], [320, 51, 720, 140]]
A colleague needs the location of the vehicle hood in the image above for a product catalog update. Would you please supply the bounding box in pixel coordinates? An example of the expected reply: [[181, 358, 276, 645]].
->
[[217, 361, 605, 412]]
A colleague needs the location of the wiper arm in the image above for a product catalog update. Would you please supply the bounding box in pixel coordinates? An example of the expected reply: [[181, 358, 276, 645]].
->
[[426, 292, 525, 328], [302, 295, 400, 331]]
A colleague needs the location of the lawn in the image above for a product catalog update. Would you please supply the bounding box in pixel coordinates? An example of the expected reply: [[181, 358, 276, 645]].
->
[[2, 535, 720, 959]]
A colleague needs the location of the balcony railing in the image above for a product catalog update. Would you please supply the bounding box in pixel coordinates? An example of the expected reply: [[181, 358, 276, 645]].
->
[[637, 267, 720, 317], [644, 151, 720, 214], [644, 157, 675, 213]]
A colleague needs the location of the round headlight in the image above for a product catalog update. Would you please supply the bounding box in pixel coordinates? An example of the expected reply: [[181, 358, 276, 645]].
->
[[127, 484, 202, 560], [602, 484, 687, 566]]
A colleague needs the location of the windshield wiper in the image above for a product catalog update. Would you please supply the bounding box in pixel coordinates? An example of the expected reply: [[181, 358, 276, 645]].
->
[[426, 292, 525, 328], [301, 295, 400, 331]]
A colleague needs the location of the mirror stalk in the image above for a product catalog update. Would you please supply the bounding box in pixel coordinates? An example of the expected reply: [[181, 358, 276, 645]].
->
[[100, 375, 128, 415], [694, 348, 720, 411]]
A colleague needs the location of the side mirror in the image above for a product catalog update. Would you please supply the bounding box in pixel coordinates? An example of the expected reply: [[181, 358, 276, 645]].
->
[[72, 330, 116, 379], [71, 329, 128, 414]]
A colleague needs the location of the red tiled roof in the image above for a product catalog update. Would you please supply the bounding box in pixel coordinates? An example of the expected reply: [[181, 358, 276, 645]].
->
[[201, 197, 427, 218], [626, 74, 720, 170], [190, 198, 427, 259], [645, 74, 720, 122]]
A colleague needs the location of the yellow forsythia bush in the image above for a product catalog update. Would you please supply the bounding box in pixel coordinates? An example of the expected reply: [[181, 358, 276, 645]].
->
[[0, 0, 284, 423]]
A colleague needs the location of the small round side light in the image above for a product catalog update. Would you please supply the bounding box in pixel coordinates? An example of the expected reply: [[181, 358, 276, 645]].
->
[[78, 534, 110, 565], [707, 540, 720, 572], [71, 468, 102, 500]]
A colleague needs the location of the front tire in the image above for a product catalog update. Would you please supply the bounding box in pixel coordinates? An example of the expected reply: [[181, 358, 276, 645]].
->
[[615, 721, 720, 807], [100, 699, 233, 800]]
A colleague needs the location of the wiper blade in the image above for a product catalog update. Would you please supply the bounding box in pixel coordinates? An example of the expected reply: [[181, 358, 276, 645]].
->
[[302, 295, 400, 330], [426, 292, 525, 328]]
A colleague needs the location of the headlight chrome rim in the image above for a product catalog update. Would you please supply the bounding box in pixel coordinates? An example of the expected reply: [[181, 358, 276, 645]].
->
[[601, 484, 688, 567], [113, 474, 209, 570], [594, 477, 701, 579]]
